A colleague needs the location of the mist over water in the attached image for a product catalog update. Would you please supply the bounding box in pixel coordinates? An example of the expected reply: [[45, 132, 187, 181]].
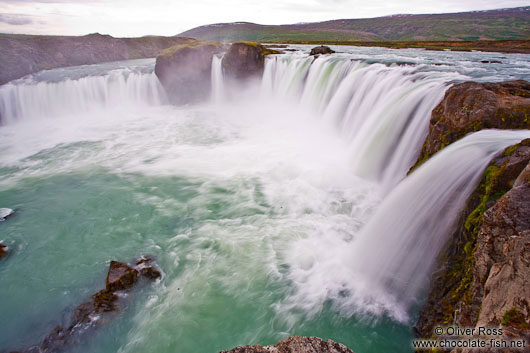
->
[[1, 46, 529, 353]]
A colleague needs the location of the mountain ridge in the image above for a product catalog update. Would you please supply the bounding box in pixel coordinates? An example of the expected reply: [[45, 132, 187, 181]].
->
[[178, 6, 530, 42]]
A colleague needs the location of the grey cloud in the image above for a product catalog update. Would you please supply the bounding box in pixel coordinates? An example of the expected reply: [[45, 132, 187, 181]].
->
[[0, 13, 33, 25]]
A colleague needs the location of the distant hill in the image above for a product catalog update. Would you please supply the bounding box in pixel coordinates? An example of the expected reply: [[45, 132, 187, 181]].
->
[[0, 33, 196, 84], [179, 6, 530, 42]]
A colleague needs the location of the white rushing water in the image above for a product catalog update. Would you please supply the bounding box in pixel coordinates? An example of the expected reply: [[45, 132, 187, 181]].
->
[[1, 47, 530, 353]]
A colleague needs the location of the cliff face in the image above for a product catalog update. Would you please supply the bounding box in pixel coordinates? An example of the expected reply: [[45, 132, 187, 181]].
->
[[154, 41, 280, 104], [415, 81, 530, 341], [154, 41, 224, 104], [0, 33, 196, 85]]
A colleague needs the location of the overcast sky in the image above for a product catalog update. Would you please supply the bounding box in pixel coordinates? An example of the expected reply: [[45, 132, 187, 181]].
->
[[0, 0, 528, 37]]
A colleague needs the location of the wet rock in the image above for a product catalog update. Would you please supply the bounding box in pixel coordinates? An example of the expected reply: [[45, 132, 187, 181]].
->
[[105, 261, 138, 291], [222, 41, 280, 82], [0, 243, 7, 260], [410, 80, 530, 172], [415, 141, 530, 337], [220, 336, 355, 353], [20, 257, 161, 353], [0, 207, 14, 221], [309, 46, 335, 56], [155, 41, 223, 104]]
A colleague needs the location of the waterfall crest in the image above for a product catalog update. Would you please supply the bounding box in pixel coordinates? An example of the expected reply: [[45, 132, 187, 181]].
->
[[0, 69, 166, 123]]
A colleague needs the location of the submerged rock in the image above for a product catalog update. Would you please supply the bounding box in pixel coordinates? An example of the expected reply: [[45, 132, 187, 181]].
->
[[222, 41, 279, 82], [220, 336, 355, 353], [0, 243, 7, 259], [309, 46, 335, 56], [23, 257, 161, 353], [0, 207, 14, 221], [155, 41, 223, 104]]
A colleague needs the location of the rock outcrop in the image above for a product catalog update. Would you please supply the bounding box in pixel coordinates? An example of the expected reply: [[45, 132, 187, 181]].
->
[[23, 257, 161, 353], [222, 41, 279, 81], [309, 46, 335, 56], [415, 80, 530, 341], [0, 33, 196, 85], [154, 41, 223, 104], [411, 80, 530, 172], [220, 336, 355, 353]]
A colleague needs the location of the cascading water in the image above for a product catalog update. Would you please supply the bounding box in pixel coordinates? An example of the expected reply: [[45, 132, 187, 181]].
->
[[0, 62, 166, 124], [260, 54, 453, 191], [1, 46, 529, 353], [211, 54, 225, 103]]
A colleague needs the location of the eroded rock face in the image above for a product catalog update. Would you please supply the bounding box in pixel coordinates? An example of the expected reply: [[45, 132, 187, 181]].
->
[[22, 257, 161, 353], [309, 46, 335, 56], [411, 80, 530, 171], [222, 42, 269, 81], [472, 181, 530, 327], [220, 336, 355, 353], [154, 41, 223, 104]]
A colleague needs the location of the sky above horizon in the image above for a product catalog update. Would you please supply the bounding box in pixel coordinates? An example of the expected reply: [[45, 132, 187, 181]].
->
[[0, 0, 529, 37]]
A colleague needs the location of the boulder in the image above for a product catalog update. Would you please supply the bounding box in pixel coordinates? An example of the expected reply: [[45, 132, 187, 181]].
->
[[154, 41, 223, 104], [105, 260, 138, 291], [220, 336, 355, 353], [309, 46, 335, 56], [411, 80, 530, 171], [222, 41, 279, 81]]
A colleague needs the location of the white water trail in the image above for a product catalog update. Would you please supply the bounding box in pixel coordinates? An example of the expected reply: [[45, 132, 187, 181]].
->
[[211, 54, 224, 103], [279, 129, 530, 324], [0, 69, 166, 124], [349, 129, 530, 320]]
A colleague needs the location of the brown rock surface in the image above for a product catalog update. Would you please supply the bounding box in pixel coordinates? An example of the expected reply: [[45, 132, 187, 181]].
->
[[220, 336, 355, 353], [21, 257, 161, 353], [411, 80, 530, 172], [154, 41, 223, 104], [222, 41, 273, 81], [309, 46, 335, 55]]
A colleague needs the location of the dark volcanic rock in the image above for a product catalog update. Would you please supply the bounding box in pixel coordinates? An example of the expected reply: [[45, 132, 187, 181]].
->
[[309, 46, 335, 56], [154, 41, 223, 104], [222, 41, 277, 81], [411, 80, 530, 171], [0, 243, 7, 260], [0, 33, 197, 85], [21, 257, 161, 353], [220, 336, 355, 353], [105, 261, 138, 291]]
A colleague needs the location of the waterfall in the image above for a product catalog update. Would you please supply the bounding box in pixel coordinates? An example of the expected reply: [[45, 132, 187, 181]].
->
[[0, 69, 166, 124], [211, 54, 224, 103], [348, 129, 530, 320], [260, 55, 450, 190]]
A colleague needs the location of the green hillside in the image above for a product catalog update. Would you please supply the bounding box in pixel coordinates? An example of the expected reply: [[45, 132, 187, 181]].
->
[[179, 6, 530, 42]]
